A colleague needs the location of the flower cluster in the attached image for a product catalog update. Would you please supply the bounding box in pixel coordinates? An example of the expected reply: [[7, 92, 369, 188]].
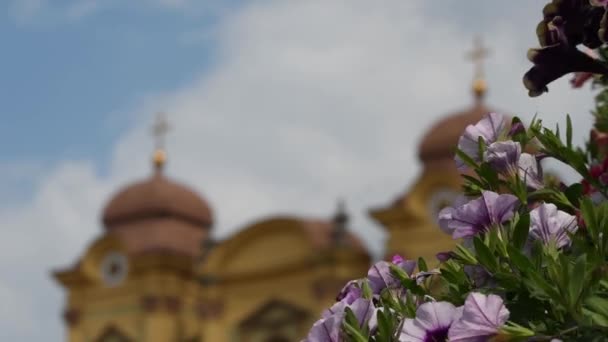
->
[[305, 255, 512, 342], [302, 2, 608, 340], [303, 111, 608, 341]]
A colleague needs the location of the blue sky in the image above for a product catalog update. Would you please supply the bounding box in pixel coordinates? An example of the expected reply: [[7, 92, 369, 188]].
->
[[0, 1, 600, 341], [0, 1, 234, 169]]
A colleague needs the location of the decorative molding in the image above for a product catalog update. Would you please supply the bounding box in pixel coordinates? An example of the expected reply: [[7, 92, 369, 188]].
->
[[165, 296, 181, 313], [196, 299, 224, 319], [63, 308, 81, 327], [142, 295, 185, 314], [141, 295, 160, 313]]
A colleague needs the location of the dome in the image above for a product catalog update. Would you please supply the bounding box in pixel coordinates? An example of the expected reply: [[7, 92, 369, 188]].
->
[[102, 173, 213, 229], [418, 103, 492, 163]]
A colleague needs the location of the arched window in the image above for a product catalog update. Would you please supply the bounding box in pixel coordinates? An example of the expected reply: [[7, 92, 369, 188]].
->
[[237, 300, 311, 342], [95, 326, 132, 342]]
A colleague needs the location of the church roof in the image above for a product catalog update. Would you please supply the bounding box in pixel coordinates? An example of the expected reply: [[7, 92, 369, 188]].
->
[[102, 172, 213, 229]]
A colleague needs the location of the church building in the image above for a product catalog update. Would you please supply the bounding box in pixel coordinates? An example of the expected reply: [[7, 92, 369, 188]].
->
[[53, 39, 498, 342]]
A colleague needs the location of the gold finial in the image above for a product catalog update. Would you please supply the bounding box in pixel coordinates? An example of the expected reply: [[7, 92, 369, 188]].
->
[[466, 36, 490, 101], [151, 112, 170, 172]]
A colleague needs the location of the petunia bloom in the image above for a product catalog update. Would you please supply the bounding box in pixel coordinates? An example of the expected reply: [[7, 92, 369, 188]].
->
[[367, 257, 415, 294], [349, 298, 375, 328], [518, 153, 544, 190], [448, 293, 509, 341], [335, 279, 362, 304], [305, 311, 343, 342], [455, 113, 507, 170], [484, 141, 522, 173], [530, 203, 578, 249], [438, 195, 469, 235], [447, 191, 519, 239], [483, 141, 544, 189], [391, 254, 417, 275], [399, 301, 462, 342], [306, 298, 374, 342]]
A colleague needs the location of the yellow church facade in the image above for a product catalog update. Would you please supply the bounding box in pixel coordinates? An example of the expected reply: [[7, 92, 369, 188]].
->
[[53, 41, 496, 342]]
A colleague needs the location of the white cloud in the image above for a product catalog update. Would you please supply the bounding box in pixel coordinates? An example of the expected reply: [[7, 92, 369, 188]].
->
[[0, 0, 599, 340], [10, 0, 46, 24], [65, 0, 100, 20]]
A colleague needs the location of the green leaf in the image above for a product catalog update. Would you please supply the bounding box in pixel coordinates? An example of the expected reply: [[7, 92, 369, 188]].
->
[[527, 270, 562, 303], [493, 272, 520, 289], [564, 183, 583, 207], [455, 148, 478, 170], [454, 244, 478, 265], [343, 307, 370, 341], [440, 268, 460, 284], [512, 213, 530, 250], [586, 296, 608, 318], [569, 254, 587, 308], [507, 245, 535, 273], [361, 279, 373, 300], [418, 257, 428, 272], [389, 263, 410, 283], [376, 308, 392, 342], [342, 321, 368, 342], [581, 197, 598, 239], [478, 136, 485, 162], [399, 277, 426, 296], [461, 174, 484, 187], [499, 322, 535, 338], [477, 163, 500, 188], [473, 236, 497, 272], [583, 308, 608, 328]]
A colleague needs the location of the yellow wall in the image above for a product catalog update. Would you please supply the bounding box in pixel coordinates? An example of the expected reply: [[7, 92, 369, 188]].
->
[[198, 217, 370, 341], [56, 219, 371, 342], [371, 162, 462, 266]]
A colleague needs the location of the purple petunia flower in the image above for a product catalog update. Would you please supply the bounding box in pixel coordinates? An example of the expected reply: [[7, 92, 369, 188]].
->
[[508, 121, 525, 137], [438, 195, 470, 235], [448, 293, 510, 341], [349, 298, 375, 328], [336, 279, 362, 304], [518, 153, 544, 190], [306, 298, 374, 342], [447, 191, 519, 239], [367, 257, 416, 294], [530, 203, 578, 249], [483, 141, 544, 190], [322, 300, 348, 320], [484, 141, 522, 173], [305, 310, 343, 342], [456, 112, 507, 170], [436, 251, 454, 262], [399, 301, 462, 342], [392, 254, 417, 275]]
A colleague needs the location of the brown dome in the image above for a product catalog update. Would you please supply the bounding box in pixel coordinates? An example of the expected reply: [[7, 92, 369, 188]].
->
[[418, 103, 492, 163], [102, 173, 213, 229]]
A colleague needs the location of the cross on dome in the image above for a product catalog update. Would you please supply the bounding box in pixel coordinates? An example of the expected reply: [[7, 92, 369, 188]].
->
[[466, 36, 491, 100], [151, 112, 170, 171]]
